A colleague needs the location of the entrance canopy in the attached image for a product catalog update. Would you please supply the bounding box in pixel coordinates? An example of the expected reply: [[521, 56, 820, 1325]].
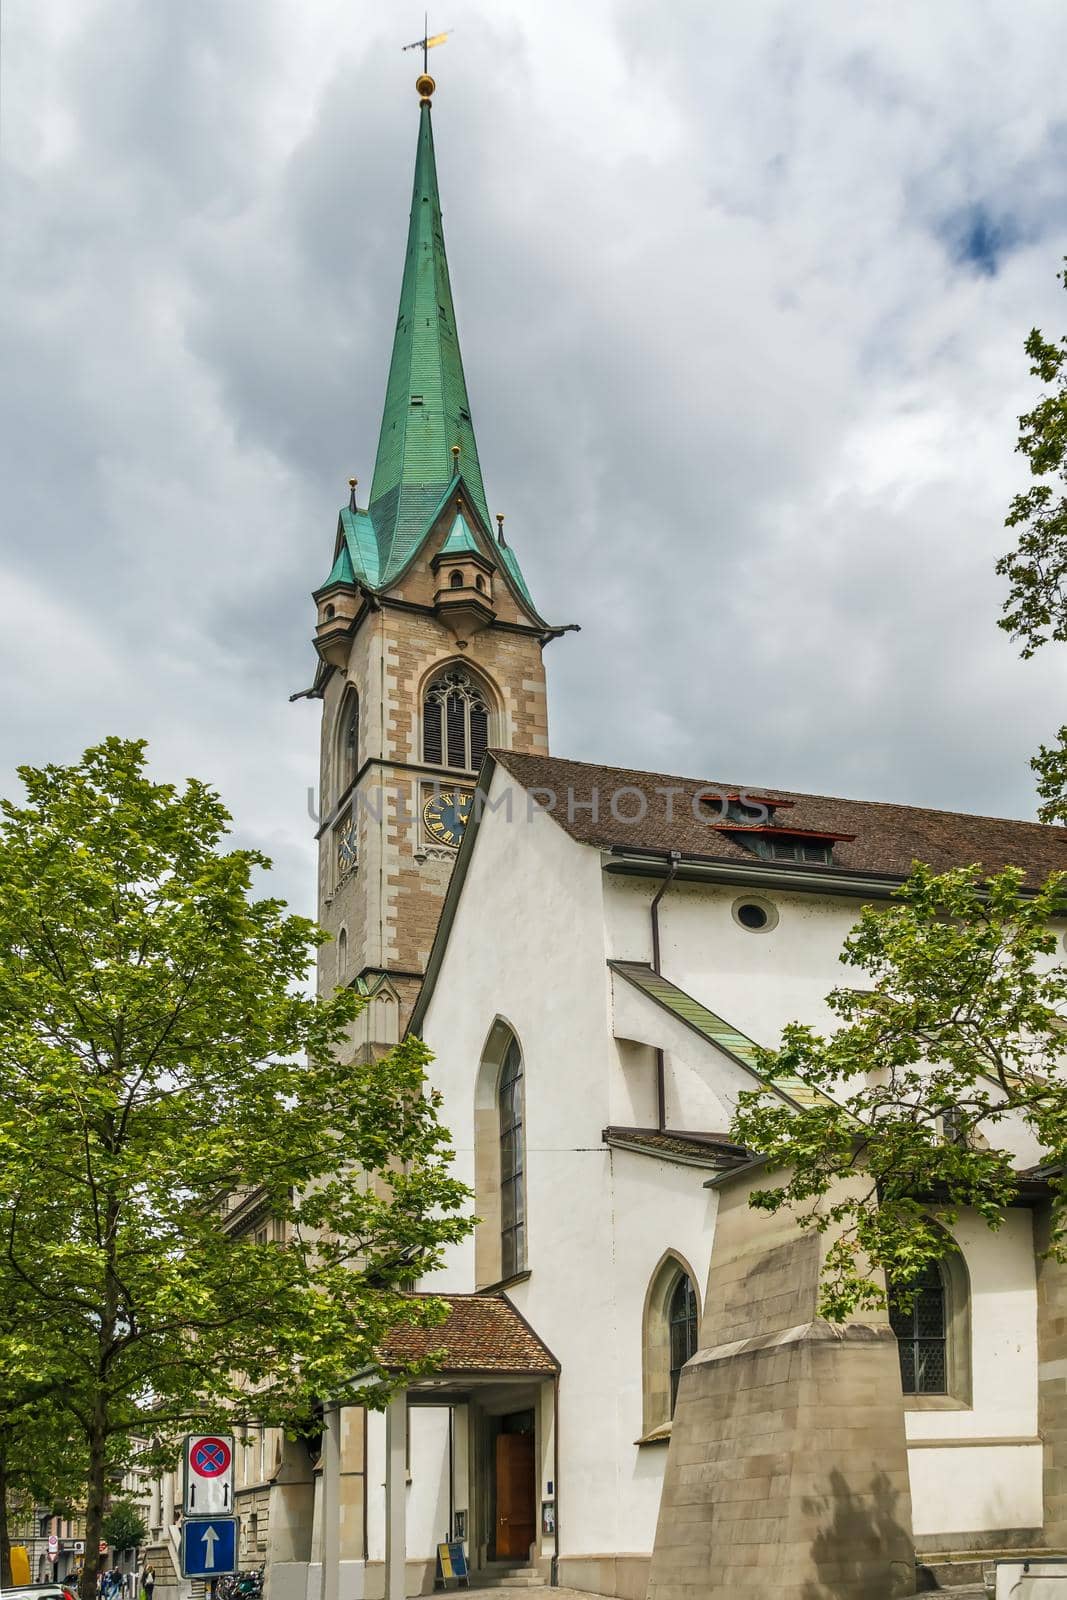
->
[[378, 1292, 558, 1400]]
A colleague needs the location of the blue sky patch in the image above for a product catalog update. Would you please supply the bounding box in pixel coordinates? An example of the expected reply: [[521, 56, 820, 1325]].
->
[[938, 202, 1022, 276]]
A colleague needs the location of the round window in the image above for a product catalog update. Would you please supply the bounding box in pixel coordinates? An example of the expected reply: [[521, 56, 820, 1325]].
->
[[732, 896, 778, 933]]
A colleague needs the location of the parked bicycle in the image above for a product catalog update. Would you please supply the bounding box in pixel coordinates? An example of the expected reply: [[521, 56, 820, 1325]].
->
[[215, 1569, 263, 1600]]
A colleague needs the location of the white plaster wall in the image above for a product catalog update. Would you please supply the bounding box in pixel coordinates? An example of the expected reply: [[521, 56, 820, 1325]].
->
[[604, 875, 859, 1048], [607, 1148, 720, 1551], [418, 771, 727, 1560], [908, 1446, 1043, 1537], [406, 1409, 452, 1552]]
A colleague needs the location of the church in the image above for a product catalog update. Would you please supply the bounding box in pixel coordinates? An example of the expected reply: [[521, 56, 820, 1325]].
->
[[161, 67, 1067, 1600]]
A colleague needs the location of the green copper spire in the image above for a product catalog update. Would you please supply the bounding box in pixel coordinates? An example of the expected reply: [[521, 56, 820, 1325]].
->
[[368, 94, 490, 577]]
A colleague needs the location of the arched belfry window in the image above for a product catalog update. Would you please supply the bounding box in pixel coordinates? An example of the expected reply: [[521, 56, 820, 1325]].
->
[[337, 690, 359, 797], [423, 668, 490, 772], [642, 1255, 701, 1437]]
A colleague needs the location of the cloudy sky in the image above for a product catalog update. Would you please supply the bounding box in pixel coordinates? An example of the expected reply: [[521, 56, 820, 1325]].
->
[[3, 0, 1067, 916]]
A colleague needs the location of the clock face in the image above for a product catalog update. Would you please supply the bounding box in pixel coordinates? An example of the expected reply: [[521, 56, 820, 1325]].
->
[[336, 815, 358, 875], [422, 788, 473, 848]]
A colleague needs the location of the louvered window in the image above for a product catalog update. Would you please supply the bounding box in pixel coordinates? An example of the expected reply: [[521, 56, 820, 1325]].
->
[[423, 669, 491, 772], [889, 1262, 947, 1394], [423, 698, 443, 765]]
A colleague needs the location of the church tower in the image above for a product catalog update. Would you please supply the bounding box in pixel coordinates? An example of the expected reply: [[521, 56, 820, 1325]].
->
[[304, 72, 568, 1053]]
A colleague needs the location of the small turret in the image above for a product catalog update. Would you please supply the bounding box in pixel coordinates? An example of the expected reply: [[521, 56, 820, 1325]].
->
[[431, 498, 496, 638]]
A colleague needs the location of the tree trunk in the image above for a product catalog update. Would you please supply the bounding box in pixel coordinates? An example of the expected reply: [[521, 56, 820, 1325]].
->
[[80, 1412, 108, 1600], [0, 1449, 13, 1589]]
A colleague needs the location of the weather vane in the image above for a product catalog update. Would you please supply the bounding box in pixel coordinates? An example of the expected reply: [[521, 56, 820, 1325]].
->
[[402, 15, 451, 76]]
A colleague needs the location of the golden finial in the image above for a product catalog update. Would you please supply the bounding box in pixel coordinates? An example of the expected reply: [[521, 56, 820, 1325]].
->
[[496, 514, 506, 546], [348, 477, 358, 511], [416, 73, 436, 104], [451, 444, 461, 469]]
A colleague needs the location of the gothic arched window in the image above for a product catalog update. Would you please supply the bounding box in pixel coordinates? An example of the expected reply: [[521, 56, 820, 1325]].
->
[[422, 668, 490, 772], [337, 690, 359, 797], [498, 1036, 526, 1278], [642, 1255, 701, 1435], [668, 1273, 699, 1414], [889, 1261, 947, 1395]]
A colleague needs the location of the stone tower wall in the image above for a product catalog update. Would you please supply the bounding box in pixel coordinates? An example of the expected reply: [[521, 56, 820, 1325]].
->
[[648, 1167, 915, 1600]]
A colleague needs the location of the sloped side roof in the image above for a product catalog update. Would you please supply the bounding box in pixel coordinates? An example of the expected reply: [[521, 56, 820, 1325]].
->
[[609, 960, 835, 1111], [602, 1125, 750, 1168], [378, 1294, 558, 1375], [492, 751, 1067, 889]]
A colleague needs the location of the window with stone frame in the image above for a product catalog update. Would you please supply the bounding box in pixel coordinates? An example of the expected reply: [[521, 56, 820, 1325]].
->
[[498, 1036, 526, 1278], [889, 1260, 947, 1394], [888, 1250, 972, 1405], [642, 1255, 701, 1438], [668, 1272, 699, 1412], [422, 668, 490, 772]]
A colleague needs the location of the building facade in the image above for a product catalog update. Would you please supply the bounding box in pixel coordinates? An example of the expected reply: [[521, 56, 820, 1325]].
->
[[156, 63, 1067, 1600]]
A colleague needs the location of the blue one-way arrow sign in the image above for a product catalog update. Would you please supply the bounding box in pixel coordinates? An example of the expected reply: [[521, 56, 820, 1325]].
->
[[180, 1517, 238, 1578]]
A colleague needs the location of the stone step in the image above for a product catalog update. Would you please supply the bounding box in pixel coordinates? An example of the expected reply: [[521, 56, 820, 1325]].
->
[[469, 1569, 545, 1590]]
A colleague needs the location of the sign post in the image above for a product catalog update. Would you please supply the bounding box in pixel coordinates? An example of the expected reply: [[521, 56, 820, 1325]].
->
[[180, 1519, 238, 1580], [183, 1435, 235, 1517], [181, 1433, 238, 1581]]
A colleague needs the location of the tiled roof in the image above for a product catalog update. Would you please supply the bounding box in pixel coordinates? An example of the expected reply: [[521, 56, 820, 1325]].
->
[[377, 1294, 558, 1375], [602, 1125, 749, 1167], [491, 752, 1067, 889], [609, 961, 836, 1111]]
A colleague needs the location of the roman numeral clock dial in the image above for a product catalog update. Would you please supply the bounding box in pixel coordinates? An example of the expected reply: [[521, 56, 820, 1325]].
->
[[422, 788, 473, 848]]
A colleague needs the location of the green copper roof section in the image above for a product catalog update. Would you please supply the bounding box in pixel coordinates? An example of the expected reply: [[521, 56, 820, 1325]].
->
[[608, 961, 836, 1112], [439, 506, 481, 557], [340, 507, 381, 587], [497, 542, 536, 611], [321, 540, 356, 590], [369, 102, 491, 583]]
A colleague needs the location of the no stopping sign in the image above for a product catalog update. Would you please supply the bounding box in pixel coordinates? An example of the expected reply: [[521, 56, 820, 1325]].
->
[[184, 1434, 234, 1515], [191, 1437, 232, 1478]]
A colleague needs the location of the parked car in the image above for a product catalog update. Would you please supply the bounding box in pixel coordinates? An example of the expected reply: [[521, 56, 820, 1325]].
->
[[3, 1583, 78, 1600]]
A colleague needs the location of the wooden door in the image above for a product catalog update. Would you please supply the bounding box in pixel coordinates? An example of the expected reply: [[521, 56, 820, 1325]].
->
[[495, 1432, 536, 1561]]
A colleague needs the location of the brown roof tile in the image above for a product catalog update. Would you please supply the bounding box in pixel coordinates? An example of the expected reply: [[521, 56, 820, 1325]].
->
[[378, 1294, 558, 1375], [490, 751, 1067, 889], [602, 1126, 750, 1167]]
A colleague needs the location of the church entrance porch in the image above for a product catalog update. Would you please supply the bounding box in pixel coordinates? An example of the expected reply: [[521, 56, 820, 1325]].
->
[[396, 1375, 554, 1591], [306, 1294, 559, 1599]]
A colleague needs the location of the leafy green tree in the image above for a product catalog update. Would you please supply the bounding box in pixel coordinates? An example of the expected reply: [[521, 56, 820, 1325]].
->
[[0, 739, 472, 1600], [101, 1502, 148, 1555], [730, 864, 1067, 1320], [0, 1385, 87, 1587], [997, 257, 1067, 820]]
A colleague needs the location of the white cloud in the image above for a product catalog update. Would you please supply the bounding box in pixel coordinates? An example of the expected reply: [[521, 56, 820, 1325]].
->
[[3, 0, 1067, 921]]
